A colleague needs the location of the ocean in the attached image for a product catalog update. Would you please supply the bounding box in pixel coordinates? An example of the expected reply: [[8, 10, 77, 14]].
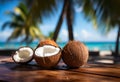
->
[[0, 42, 120, 51]]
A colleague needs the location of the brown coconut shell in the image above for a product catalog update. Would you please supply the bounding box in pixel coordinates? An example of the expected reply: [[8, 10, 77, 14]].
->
[[62, 41, 89, 68], [12, 46, 34, 64], [34, 39, 61, 69], [34, 47, 61, 69], [38, 39, 58, 47]]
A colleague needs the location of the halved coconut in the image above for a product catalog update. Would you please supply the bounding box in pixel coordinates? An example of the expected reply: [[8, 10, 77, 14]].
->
[[34, 45, 61, 69], [12, 47, 34, 64], [62, 41, 89, 68], [37, 39, 58, 47]]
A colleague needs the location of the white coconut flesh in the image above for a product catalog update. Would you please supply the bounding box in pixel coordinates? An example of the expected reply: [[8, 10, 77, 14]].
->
[[13, 47, 33, 62], [35, 45, 60, 57]]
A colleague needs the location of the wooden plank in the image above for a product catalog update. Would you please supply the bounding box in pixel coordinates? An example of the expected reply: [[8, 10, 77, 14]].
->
[[70, 64, 120, 78], [0, 56, 120, 82]]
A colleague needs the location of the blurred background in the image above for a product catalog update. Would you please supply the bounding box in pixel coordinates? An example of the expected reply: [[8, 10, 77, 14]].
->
[[0, 0, 120, 63]]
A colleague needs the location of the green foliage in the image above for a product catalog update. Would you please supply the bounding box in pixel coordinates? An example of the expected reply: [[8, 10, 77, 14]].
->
[[86, 0, 120, 33], [26, 0, 57, 22], [2, 3, 44, 43], [48, 31, 54, 39], [82, 0, 97, 29]]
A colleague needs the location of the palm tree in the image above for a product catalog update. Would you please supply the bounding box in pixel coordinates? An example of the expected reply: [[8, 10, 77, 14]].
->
[[90, 0, 120, 56], [2, 3, 44, 43], [24, 0, 97, 42], [52, 0, 75, 41], [53, 0, 75, 41], [24, 0, 76, 41], [52, 0, 68, 41], [52, 0, 97, 41]]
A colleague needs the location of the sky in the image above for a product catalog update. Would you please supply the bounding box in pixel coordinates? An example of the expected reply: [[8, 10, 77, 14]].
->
[[0, 0, 118, 42]]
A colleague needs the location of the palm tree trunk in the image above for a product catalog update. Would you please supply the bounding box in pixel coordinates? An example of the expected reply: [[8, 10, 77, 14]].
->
[[66, 0, 74, 40], [115, 25, 120, 56], [52, 0, 68, 42]]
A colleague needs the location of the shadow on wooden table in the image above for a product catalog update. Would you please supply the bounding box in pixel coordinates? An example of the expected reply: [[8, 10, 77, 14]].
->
[[0, 49, 16, 56], [0, 80, 8, 82]]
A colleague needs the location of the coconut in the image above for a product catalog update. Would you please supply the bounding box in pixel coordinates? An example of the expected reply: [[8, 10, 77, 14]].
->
[[34, 40, 61, 69], [38, 39, 58, 47], [62, 41, 89, 68], [12, 47, 34, 64]]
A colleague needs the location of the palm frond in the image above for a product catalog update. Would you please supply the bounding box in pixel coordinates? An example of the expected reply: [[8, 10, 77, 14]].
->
[[13, 15, 25, 23], [28, 0, 57, 20], [4, 11, 16, 17], [1, 21, 11, 30], [7, 27, 22, 41], [82, 0, 97, 28], [29, 26, 36, 40], [14, 7, 26, 21], [18, 3, 28, 16], [30, 26, 44, 40], [14, 3, 29, 21], [80, 0, 120, 33], [1, 21, 22, 30], [21, 27, 30, 42]]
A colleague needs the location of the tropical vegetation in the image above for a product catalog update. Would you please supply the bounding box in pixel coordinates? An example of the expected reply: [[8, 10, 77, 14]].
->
[[89, 0, 120, 56], [2, 3, 44, 43], [1, 0, 120, 56]]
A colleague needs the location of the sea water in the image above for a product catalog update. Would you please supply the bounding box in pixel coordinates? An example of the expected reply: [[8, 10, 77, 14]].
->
[[0, 42, 120, 51]]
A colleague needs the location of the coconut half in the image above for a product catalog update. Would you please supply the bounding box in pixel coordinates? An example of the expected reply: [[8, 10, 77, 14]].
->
[[38, 39, 58, 47], [34, 45, 61, 69], [12, 47, 34, 64]]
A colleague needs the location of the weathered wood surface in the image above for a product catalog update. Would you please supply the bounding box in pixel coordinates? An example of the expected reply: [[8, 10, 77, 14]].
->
[[0, 56, 120, 82]]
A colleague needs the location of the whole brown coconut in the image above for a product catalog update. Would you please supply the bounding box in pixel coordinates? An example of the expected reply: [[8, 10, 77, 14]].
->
[[34, 39, 61, 69], [62, 41, 89, 68]]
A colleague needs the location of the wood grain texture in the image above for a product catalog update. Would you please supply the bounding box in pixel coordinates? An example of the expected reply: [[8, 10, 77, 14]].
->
[[0, 56, 120, 82]]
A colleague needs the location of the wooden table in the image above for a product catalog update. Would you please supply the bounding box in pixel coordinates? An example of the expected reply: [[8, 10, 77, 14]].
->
[[0, 56, 120, 82]]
